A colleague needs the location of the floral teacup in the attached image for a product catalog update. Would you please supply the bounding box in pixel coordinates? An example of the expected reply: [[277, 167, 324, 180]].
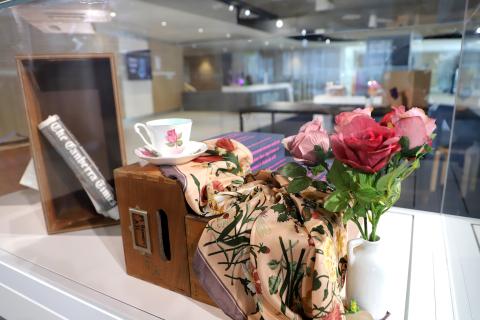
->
[[134, 118, 192, 155]]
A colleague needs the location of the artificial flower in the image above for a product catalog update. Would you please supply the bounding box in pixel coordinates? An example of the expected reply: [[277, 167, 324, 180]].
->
[[283, 118, 330, 164], [381, 106, 436, 149], [331, 115, 400, 173], [334, 107, 373, 131]]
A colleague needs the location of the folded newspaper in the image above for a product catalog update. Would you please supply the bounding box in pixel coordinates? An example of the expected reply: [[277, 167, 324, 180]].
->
[[38, 115, 119, 220]]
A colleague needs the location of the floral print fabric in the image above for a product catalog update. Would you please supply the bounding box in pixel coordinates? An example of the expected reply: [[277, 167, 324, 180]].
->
[[163, 139, 347, 320]]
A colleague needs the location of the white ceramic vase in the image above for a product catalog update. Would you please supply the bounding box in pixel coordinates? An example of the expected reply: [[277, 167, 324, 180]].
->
[[346, 238, 389, 319]]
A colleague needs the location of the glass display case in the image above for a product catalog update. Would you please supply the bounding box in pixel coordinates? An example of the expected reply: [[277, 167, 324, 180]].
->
[[0, 0, 478, 319]]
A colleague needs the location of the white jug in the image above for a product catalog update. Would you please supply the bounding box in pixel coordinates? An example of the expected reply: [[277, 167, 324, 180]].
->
[[346, 238, 389, 319]]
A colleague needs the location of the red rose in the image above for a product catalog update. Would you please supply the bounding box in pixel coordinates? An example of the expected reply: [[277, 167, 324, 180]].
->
[[381, 106, 436, 149], [212, 180, 225, 192], [331, 115, 400, 173], [193, 155, 223, 163], [216, 138, 235, 152]]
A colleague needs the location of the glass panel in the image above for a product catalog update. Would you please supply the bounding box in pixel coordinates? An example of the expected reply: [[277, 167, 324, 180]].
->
[[442, 3, 480, 319]]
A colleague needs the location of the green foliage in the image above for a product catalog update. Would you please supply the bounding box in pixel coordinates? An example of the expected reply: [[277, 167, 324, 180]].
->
[[279, 162, 307, 178], [287, 176, 312, 193], [324, 190, 349, 212]]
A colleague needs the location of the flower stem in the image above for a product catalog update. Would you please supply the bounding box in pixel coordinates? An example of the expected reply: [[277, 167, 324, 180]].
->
[[353, 218, 367, 240]]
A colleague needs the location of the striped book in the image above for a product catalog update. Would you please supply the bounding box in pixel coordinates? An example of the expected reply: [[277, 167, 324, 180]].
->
[[214, 132, 292, 172]]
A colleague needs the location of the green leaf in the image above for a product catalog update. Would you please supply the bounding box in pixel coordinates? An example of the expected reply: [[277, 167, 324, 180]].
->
[[311, 164, 325, 176], [312, 270, 321, 290], [356, 187, 380, 203], [327, 221, 334, 237], [324, 190, 349, 212], [287, 176, 312, 193], [190, 174, 200, 189], [376, 161, 409, 191], [268, 259, 280, 270], [279, 162, 307, 178], [268, 275, 281, 294], [223, 236, 250, 247], [217, 214, 243, 242], [399, 136, 410, 151], [277, 212, 290, 222], [327, 160, 350, 191], [271, 203, 286, 213]]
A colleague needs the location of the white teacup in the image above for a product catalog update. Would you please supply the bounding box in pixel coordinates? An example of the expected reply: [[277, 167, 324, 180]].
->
[[134, 118, 192, 155]]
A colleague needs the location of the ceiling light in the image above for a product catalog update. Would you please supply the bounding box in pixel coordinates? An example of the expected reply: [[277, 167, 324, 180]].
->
[[247, 39, 252, 43], [109, 11, 116, 18], [476, 27, 480, 34], [161, 21, 167, 27], [276, 19, 284, 28], [226, 33, 231, 38], [228, 4, 235, 11], [264, 41, 269, 46], [245, 9, 251, 16], [325, 39, 330, 44], [198, 27, 204, 33], [301, 29, 307, 36]]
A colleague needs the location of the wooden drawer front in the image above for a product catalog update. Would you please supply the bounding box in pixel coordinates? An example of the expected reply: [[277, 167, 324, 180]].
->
[[114, 165, 190, 296]]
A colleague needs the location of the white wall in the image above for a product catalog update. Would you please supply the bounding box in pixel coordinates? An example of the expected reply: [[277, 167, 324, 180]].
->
[[117, 37, 155, 119]]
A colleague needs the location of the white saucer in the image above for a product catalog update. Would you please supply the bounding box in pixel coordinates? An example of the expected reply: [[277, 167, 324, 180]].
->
[[134, 141, 208, 165]]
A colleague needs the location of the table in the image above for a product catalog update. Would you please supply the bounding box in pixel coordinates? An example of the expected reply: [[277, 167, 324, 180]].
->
[[238, 101, 389, 132], [0, 189, 456, 319]]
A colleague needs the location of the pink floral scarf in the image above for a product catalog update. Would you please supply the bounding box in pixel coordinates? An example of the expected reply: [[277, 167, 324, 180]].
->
[[162, 138, 347, 320]]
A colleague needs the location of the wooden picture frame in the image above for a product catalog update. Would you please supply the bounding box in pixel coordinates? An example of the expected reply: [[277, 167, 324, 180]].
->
[[16, 53, 126, 234]]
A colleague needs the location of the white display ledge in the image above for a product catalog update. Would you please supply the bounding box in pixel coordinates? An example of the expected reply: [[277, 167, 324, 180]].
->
[[0, 189, 455, 319]]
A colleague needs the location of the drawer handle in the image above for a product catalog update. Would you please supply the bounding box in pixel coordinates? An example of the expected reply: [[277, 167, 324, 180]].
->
[[157, 210, 171, 261]]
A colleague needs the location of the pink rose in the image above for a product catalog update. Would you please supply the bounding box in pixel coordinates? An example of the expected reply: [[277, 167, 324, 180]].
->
[[283, 118, 330, 164], [166, 129, 178, 143], [381, 106, 436, 149], [331, 115, 400, 173], [335, 107, 373, 131]]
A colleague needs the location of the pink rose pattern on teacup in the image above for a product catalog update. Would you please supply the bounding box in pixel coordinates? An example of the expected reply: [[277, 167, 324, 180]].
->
[[165, 129, 183, 152]]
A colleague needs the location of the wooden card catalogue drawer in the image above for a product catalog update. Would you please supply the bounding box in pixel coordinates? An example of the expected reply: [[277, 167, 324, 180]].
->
[[114, 163, 215, 306], [16, 53, 125, 234]]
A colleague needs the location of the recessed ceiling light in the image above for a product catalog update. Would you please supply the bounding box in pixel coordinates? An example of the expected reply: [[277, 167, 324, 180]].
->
[[228, 4, 235, 11], [264, 41, 269, 46], [276, 19, 284, 28], [247, 39, 252, 43], [198, 27, 204, 33], [476, 26, 480, 34], [245, 9, 251, 16], [301, 29, 307, 36], [325, 39, 330, 44], [161, 21, 167, 27], [226, 33, 231, 38], [110, 11, 116, 18]]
